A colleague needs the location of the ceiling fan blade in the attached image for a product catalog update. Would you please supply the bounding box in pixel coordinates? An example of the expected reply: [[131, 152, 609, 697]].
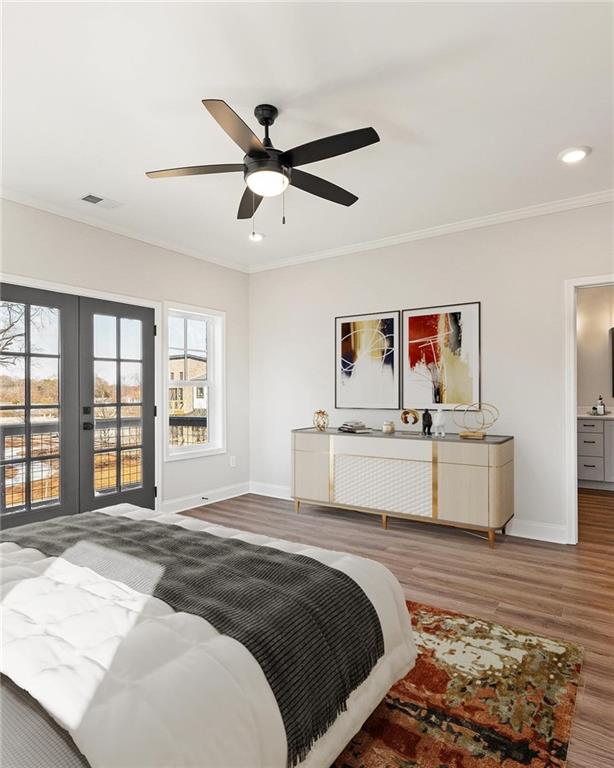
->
[[280, 127, 379, 168], [202, 99, 268, 157], [237, 187, 263, 219], [146, 163, 244, 179], [290, 168, 358, 206]]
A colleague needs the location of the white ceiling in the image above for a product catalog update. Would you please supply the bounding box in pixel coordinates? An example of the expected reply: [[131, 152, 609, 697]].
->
[[2, 2, 612, 272]]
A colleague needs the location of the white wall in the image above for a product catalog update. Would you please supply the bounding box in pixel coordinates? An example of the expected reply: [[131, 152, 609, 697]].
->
[[577, 284, 614, 408], [0, 199, 250, 508], [3, 198, 614, 541], [249, 202, 614, 542]]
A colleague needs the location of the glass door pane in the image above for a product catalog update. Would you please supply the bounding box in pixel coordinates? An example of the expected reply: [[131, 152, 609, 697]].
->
[[0, 284, 78, 526], [79, 297, 154, 511]]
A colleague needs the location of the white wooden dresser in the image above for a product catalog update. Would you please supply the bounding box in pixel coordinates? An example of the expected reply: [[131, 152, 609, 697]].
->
[[291, 428, 514, 547]]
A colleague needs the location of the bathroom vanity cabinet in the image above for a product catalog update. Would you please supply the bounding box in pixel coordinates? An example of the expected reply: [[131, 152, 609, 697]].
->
[[578, 416, 614, 484]]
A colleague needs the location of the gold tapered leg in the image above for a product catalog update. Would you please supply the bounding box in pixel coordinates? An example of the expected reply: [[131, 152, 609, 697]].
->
[[488, 529, 496, 548], [381, 514, 388, 530], [294, 499, 301, 514]]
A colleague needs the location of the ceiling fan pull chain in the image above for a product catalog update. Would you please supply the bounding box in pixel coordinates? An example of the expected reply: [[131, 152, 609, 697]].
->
[[282, 186, 286, 225]]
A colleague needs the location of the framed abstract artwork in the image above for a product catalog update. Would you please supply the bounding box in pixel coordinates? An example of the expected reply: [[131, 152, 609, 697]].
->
[[402, 302, 480, 409], [335, 311, 400, 409]]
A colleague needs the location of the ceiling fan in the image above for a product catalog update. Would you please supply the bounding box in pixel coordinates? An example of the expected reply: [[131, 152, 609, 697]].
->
[[146, 100, 379, 219]]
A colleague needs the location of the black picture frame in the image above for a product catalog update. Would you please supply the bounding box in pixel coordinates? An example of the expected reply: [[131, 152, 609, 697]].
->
[[334, 310, 401, 410], [400, 301, 481, 410]]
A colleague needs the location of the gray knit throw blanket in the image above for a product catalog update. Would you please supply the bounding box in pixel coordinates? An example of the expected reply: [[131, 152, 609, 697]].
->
[[1, 511, 384, 767]]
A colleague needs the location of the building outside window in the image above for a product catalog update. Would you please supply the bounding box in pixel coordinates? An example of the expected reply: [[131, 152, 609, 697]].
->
[[165, 305, 225, 460]]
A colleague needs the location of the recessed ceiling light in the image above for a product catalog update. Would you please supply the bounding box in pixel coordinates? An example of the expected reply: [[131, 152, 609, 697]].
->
[[249, 231, 265, 243], [558, 146, 592, 164]]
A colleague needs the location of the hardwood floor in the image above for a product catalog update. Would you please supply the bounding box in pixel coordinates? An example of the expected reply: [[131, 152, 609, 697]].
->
[[183, 489, 614, 768]]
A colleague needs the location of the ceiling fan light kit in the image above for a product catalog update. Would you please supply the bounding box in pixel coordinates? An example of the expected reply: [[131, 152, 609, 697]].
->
[[146, 99, 380, 227], [245, 168, 289, 197]]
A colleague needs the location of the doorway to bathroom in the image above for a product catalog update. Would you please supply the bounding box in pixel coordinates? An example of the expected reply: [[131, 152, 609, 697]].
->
[[565, 275, 614, 545]]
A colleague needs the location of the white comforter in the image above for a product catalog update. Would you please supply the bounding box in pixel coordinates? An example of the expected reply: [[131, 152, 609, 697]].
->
[[1, 504, 416, 768]]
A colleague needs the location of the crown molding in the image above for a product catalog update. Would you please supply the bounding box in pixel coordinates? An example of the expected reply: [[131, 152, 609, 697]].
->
[[3, 188, 612, 276], [0, 189, 251, 274], [250, 189, 614, 273]]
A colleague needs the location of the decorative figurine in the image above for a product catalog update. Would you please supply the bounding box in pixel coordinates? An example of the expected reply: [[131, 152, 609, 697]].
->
[[422, 408, 433, 436], [313, 409, 329, 432], [433, 407, 446, 437], [452, 403, 500, 439]]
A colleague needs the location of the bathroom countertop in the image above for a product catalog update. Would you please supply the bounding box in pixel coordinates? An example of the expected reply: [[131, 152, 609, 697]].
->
[[577, 409, 614, 421]]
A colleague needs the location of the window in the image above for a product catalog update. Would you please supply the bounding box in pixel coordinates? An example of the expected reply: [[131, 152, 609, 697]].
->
[[165, 305, 225, 460]]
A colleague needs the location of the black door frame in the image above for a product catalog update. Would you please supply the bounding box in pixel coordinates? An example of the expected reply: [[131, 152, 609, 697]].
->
[[1, 281, 158, 527], [0, 283, 79, 526], [79, 296, 155, 511]]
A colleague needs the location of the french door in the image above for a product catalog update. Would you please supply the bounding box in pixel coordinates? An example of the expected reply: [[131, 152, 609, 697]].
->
[[0, 284, 155, 528], [79, 297, 155, 512], [0, 284, 78, 525]]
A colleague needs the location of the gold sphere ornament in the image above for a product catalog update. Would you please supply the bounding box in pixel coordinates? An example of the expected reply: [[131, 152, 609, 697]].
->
[[453, 402, 499, 440], [400, 409, 419, 425], [313, 410, 329, 432]]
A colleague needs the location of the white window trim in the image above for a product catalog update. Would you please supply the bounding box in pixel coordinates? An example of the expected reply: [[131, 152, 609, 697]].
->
[[163, 301, 226, 462]]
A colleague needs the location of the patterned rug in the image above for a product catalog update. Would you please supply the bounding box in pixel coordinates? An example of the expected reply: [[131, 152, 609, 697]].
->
[[335, 601, 583, 768]]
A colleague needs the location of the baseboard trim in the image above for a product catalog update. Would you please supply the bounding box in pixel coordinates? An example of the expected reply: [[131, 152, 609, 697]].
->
[[161, 482, 250, 514], [249, 482, 292, 500], [164, 484, 569, 545], [506, 519, 570, 544]]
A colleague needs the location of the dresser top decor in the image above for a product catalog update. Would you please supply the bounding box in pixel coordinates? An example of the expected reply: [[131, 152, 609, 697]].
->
[[292, 427, 513, 445]]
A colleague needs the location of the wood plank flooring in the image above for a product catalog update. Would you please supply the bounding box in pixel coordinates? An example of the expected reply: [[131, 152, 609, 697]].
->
[[183, 489, 614, 768]]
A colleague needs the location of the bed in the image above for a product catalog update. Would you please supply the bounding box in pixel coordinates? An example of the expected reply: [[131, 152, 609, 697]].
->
[[1, 503, 416, 768]]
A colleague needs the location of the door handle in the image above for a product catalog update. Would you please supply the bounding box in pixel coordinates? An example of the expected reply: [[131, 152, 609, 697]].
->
[[82, 422, 94, 431]]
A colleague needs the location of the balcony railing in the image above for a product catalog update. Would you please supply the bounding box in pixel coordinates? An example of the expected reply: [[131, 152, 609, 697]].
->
[[169, 415, 207, 447]]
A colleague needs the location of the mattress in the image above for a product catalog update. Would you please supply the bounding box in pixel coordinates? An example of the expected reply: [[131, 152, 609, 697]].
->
[[0, 503, 416, 768]]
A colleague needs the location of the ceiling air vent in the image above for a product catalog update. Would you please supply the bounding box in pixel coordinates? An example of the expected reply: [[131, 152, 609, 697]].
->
[[80, 194, 123, 210]]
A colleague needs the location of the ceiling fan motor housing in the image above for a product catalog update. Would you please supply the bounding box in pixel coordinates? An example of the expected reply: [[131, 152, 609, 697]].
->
[[244, 149, 291, 187], [245, 104, 290, 189]]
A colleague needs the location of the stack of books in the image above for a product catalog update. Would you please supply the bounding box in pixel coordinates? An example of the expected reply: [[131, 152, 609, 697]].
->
[[338, 420, 371, 434]]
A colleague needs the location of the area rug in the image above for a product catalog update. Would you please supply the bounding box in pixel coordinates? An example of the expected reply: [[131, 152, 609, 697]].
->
[[334, 601, 583, 768]]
